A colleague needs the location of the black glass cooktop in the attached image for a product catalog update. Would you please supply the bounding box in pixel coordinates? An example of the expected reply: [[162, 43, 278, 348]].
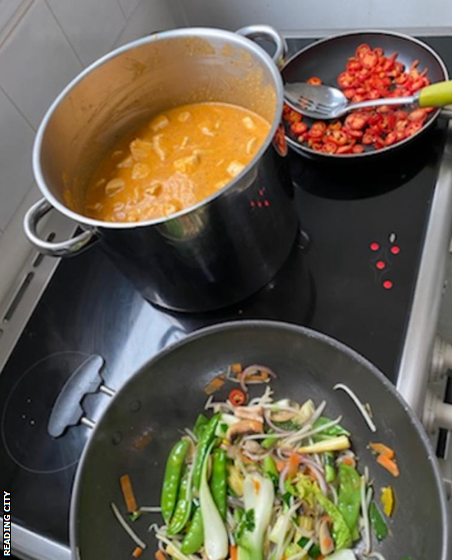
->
[[1, 36, 451, 548]]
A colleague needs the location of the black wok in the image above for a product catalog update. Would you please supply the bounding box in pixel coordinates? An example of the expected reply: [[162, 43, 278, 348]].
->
[[282, 30, 451, 160], [71, 321, 449, 560]]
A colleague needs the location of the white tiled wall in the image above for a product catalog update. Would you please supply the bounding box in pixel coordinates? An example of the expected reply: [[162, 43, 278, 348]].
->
[[0, 0, 182, 240]]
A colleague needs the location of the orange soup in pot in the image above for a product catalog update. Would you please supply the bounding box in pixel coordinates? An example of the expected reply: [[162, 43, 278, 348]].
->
[[83, 102, 270, 223]]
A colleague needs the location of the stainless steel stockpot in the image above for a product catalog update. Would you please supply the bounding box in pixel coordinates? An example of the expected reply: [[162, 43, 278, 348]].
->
[[25, 25, 298, 311]]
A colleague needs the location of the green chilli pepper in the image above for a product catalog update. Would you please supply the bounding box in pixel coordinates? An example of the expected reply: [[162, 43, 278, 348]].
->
[[192, 414, 220, 491], [161, 439, 190, 524], [337, 464, 361, 535], [211, 448, 227, 519], [324, 452, 337, 483], [181, 507, 204, 554], [261, 430, 276, 449], [168, 469, 192, 534], [263, 455, 279, 487], [369, 502, 388, 542], [193, 414, 209, 439]]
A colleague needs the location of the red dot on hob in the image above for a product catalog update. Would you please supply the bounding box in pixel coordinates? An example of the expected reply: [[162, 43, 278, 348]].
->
[[383, 280, 393, 290], [391, 245, 400, 255], [370, 242, 380, 251], [376, 261, 386, 270], [264, 200, 269, 207]]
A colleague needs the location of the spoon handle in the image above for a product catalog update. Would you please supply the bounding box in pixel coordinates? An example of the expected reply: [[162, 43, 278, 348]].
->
[[348, 94, 418, 113], [419, 80, 452, 107]]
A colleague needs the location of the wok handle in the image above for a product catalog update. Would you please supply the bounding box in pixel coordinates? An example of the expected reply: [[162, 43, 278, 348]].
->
[[24, 198, 97, 257], [47, 354, 115, 437], [236, 25, 288, 66], [79, 384, 116, 430], [419, 80, 452, 108]]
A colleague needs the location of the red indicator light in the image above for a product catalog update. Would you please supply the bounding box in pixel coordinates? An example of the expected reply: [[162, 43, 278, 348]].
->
[[390, 246, 400, 255], [264, 200, 270, 207], [250, 201, 255, 207], [257, 201, 262, 208], [370, 242, 380, 251], [376, 261, 386, 270], [383, 280, 393, 290]]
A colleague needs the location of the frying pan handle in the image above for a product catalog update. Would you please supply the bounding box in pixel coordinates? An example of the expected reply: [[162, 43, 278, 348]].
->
[[236, 25, 288, 67], [24, 198, 98, 257]]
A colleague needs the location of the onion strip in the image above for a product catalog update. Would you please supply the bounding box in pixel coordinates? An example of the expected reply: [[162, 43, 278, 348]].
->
[[334, 384, 377, 432], [111, 502, 147, 550]]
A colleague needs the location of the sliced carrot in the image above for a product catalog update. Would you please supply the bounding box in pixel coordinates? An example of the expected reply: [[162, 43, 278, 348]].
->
[[342, 456, 356, 468], [231, 363, 243, 374], [370, 442, 395, 459], [275, 459, 286, 473], [155, 550, 168, 560], [120, 474, 138, 513], [287, 453, 300, 478], [377, 454, 399, 477], [230, 545, 238, 560], [203, 375, 225, 395], [132, 547, 143, 558]]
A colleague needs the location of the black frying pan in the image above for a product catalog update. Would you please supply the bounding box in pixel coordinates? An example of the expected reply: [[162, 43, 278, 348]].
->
[[71, 320, 449, 560], [281, 31, 451, 160]]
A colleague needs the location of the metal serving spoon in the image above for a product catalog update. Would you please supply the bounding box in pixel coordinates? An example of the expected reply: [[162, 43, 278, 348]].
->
[[284, 80, 452, 120]]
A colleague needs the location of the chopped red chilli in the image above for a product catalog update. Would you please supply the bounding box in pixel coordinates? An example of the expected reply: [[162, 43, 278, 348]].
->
[[283, 44, 434, 155]]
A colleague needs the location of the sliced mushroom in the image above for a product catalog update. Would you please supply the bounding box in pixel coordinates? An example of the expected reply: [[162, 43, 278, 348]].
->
[[227, 161, 245, 177], [226, 420, 263, 442], [130, 138, 153, 160], [242, 440, 264, 455], [151, 115, 169, 131], [242, 116, 255, 130], [270, 410, 297, 423], [132, 163, 150, 180], [178, 111, 191, 122], [235, 406, 264, 423], [117, 155, 134, 169], [152, 135, 166, 161], [105, 178, 125, 196], [319, 519, 335, 556], [173, 153, 199, 173]]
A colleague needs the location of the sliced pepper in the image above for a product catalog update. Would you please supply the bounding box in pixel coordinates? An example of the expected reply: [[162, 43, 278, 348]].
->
[[381, 486, 395, 517]]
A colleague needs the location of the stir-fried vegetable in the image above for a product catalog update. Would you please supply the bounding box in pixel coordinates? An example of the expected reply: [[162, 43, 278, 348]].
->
[[161, 440, 190, 524], [369, 502, 388, 541], [381, 486, 395, 517], [181, 507, 204, 554], [237, 473, 274, 560], [200, 444, 229, 560], [120, 474, 138, 514], [370, 442, 399, 477], [337, 464, 361, 535], [115, 365, 395, 560], [211, 449, 228, 519], [192, 414, 220, 490], [168, 469, 192, 534]]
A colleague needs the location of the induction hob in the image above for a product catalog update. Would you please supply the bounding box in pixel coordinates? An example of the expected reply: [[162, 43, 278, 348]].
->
[[1, 35, 452, 560]]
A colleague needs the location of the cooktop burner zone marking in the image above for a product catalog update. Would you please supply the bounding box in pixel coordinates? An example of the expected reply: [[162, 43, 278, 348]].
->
[[1, 351, 95, 474]]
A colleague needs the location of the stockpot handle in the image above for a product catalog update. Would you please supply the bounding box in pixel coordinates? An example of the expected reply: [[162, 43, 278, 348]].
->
[[24, 198, 97, 257], [236, 25, 288, 66]]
